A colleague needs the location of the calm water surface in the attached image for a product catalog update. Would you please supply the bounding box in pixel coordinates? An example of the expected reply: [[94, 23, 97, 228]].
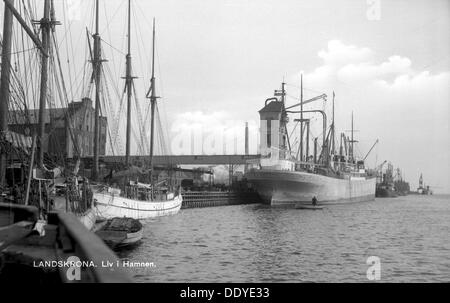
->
[[118, 195, 450, 282]]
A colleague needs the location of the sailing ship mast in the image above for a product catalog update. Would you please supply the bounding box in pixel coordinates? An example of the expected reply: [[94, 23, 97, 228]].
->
[[0, 1, 14, 187], [146, 18, 159, 182], [350, 111, 354, 162], [0, 0, 55, 185], [299, 74, 303, 162], [92, 0, 103, 180], [124, 0, 136, 167], [36, 0, 53, 168]]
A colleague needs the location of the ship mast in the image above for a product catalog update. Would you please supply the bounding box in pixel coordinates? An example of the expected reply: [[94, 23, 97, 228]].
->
[[124, 0, 136, 166], [1, 0, 54, 185], [0, 0, 14, 186], [37, 0, 52, 168], [331, 91, 335, 155], [350, 111, 354, 162], [92, 0, 103, 180], [146, 18, 159, 183], [299, 74, 303, 163]]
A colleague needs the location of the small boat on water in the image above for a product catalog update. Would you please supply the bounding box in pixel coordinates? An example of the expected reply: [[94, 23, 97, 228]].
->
[[95, 217, 143, 249]]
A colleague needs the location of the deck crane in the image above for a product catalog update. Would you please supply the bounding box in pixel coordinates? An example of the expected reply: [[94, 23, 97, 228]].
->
[[376, 160, 387, 172], [363, 139, 379, 161]]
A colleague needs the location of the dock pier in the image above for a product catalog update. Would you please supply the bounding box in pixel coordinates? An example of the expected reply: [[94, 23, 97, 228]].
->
[[181, 191, 261, 209]]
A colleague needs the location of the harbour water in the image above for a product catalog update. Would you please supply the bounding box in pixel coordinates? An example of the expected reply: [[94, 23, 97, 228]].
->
[[119, 195, 450, 282]]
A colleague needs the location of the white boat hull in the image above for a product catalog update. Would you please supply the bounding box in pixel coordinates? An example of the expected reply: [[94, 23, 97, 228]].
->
[[94, 192, 183, 220], [246, 169, 376, 206], [52, 196, 97, 230], [77, 207, 97, 231]]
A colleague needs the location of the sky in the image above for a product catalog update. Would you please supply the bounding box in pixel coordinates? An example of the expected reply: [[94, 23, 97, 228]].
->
[[1, 0, 449, 192]]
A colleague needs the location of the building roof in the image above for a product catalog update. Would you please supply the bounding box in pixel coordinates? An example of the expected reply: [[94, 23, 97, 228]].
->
[[259, 100, 284, 113]]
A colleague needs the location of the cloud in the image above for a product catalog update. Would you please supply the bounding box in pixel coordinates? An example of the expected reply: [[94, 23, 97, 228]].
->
[[297, 40, 450, 192], [318, 40, 374, 66]]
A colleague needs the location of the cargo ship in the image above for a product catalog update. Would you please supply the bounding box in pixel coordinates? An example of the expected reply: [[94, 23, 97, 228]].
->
[[375, 162, 398, 198], [245, 78, 376, 206], [393, 167, 410, 196]]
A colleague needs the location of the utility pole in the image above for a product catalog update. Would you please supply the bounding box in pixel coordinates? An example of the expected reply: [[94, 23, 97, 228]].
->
[[37, 0, 51, 168], [0, 0, 14, 187]]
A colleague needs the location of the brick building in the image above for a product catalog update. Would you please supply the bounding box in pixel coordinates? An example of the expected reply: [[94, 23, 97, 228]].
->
[[8, 98, 107, 159]]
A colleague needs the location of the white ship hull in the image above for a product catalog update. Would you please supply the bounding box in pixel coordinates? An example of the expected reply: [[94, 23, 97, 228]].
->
[[246, 169, 376, 206], [77, 207, 97, 230], [52, 196, 96, 230], [94, 192, 182, 220]]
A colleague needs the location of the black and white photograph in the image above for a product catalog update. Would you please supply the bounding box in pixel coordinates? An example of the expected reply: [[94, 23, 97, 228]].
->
[[0, 0, 448, 289]]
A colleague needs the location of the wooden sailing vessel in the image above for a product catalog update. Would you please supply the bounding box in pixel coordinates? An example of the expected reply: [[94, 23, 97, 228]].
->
[[0, 0, 96, 230], [93, 1, 182, 220], [0, 1, 130, 283]]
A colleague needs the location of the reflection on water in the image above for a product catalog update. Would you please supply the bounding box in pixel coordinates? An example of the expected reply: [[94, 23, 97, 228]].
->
[[118, 195, 450, 282]]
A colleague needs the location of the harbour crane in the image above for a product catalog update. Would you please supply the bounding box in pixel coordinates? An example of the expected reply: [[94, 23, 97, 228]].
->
[[285, 94, 327, 110], [375, 160, 387, 175]]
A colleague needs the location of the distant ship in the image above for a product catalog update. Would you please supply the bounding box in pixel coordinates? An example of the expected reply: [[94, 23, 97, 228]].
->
[[393, 167, 410, 196], [245, 79, 376, 206], [375, 162, 398, 198], [411, 173, 433, 195]]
